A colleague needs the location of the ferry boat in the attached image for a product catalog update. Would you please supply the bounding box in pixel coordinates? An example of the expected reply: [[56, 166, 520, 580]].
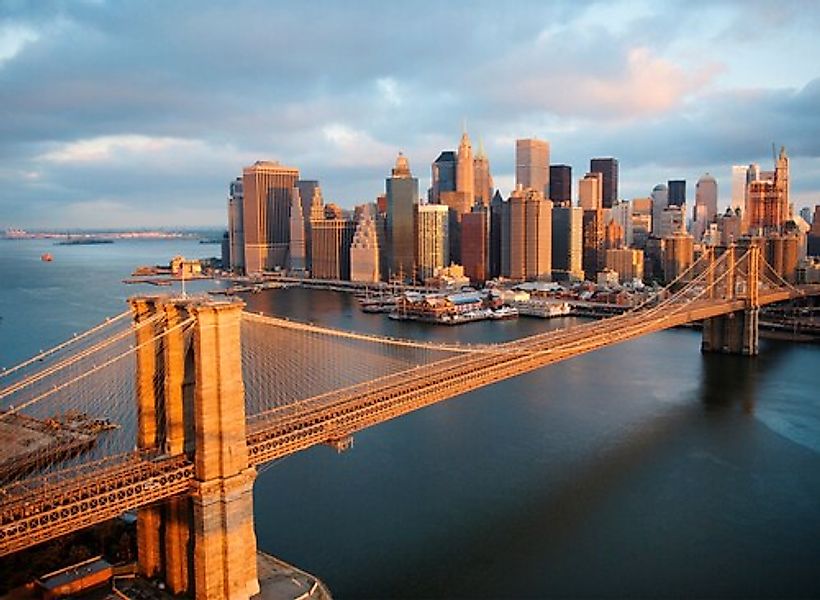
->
[[490, 306, 519, 320], [513, 300, 572, 318]]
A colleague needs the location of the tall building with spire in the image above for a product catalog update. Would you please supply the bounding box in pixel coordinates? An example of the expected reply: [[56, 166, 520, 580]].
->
[[473, 139, 494, 207], [242, 160, 299, 273], [456, 130, 475, 207], [386, 153, 419, 280]]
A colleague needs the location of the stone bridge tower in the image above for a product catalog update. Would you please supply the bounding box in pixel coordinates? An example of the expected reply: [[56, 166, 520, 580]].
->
[[131, 296, 259, 599]]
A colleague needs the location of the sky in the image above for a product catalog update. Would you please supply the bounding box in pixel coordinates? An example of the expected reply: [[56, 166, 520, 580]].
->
[[1, 0, 820, 229]]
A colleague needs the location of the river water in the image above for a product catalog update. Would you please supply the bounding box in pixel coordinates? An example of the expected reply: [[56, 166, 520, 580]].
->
[[1, 239, 819, 598]]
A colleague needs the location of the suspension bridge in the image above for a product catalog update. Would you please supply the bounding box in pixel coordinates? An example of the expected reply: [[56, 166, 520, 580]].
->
[[0, 243, 817, 599]]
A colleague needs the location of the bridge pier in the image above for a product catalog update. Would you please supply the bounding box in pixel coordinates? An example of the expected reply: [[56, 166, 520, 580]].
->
[[701, 243, 760, 356], [130, 296, 258, 600], [701, 309, 759, 356]]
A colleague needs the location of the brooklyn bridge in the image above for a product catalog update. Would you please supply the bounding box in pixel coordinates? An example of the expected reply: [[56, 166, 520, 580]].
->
[[1, 243, 818, 599]]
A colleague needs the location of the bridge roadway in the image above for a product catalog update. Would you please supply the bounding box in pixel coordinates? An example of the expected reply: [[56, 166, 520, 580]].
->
[[1, 286, 816, 556]]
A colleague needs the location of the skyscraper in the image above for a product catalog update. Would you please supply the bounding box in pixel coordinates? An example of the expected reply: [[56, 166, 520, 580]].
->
[[747, 147, 789, 233], [515, 138, 550, 195], [473, 141, 494, 207], [227, 177, 245, 272], [310, 217, 355, 280], [431, 151, 456, 204], [582, 209, 605, 278], [590, 158, 619, 208], [578, 172, 603, 210], [650, 183, 669, 238], [503, 187, 552, 281], [350, 210, 381, 283], [551, 205, 584, 281], [489, 190, 504, 279], [667, 180, 686, 207], [456, 130, 475, 207], [549, 164, 572, 207], [693, 173, 718, 241], [242, 160, 299, 273], [386, 153, 419, 280], [415, 204, 450, 281], [288, 186, 306, 271], [731, 165, 748, 217], [461, 208, 488, 283]]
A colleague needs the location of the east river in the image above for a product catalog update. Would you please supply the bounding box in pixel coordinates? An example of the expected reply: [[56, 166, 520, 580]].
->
[[1, 239, 819, 598]]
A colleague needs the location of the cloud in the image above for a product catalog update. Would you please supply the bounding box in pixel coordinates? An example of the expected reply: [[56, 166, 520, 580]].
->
[[38, 135, 203, 164], [0, 0, 819, 228]]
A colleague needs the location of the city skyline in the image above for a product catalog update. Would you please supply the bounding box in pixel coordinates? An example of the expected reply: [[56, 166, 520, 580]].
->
[[2, 1, 820, 228]]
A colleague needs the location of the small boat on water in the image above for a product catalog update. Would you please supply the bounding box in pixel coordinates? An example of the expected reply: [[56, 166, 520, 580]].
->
[[41, 253, 53, 262], [490, 306, 519, 320]]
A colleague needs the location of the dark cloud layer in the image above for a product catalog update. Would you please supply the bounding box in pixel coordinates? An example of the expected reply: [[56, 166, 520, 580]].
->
[[1, 0, 819, 227]]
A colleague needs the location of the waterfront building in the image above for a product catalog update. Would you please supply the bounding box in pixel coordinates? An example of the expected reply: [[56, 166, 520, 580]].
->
[[605, 248, 644, 283], [461, 208, 489, 283], [516, 138, 550, 196], [590, 157, 619, 208], [242, 160, 299, 273], [431, 151, 457, 204], [227, 177, 245, 272], [311, 217, 355, 280], [662, 232, 694, 283], [579, 172, 603, 210], [504, 186, 552, 281], [416, 204, 450, 281], [549, 165, 572, 207], [473, 141, 494, 207], [349, 210, 381, 283], [693, 173, 718, 241], [668, 179, 686, 207], [650, 183, 669, 237], [551, 205, 584, 281], [386, 153, 420, 280]]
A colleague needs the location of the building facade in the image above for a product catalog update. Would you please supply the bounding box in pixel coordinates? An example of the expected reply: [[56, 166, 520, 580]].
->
[[549, 164, 572, 207], [386, 153, 419, 280], [227, 177, 245, 272], [311, 218, 355, 280], [349, 212, 381, 283], [461, 208, 489, 283], [551, 206, 584, 281], [416, 204, 450, 281], [590, 157, 619, 209], [515, 138, 550, 196], [242, 160, 299, 273]]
